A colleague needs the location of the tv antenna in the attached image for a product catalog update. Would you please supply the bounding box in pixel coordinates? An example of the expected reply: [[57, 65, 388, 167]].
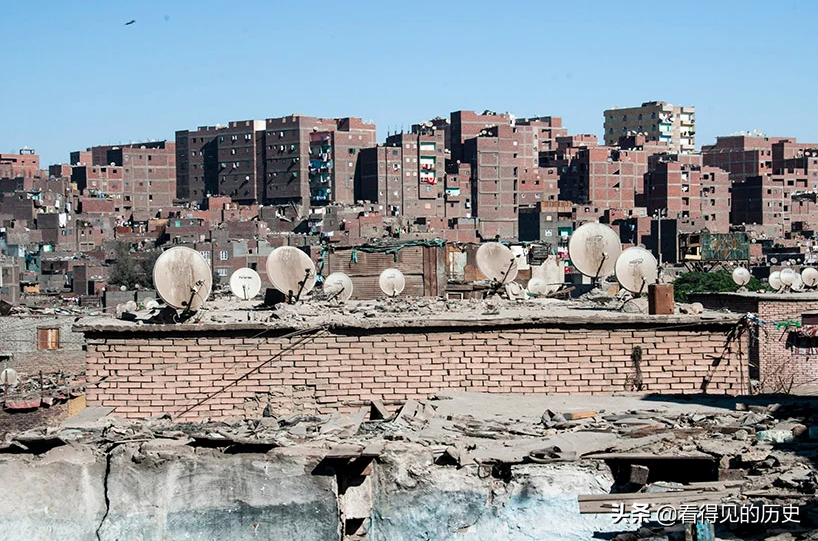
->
[[229, 268, 262, 300], [476, 242, 519, 295], [614, 247, 658, 297], [265, 246, 317, 303], [323, 272, 354, 303], [153, 246, 213, 321], [568, 223, 622, 284], [379, 268, 405, 297]]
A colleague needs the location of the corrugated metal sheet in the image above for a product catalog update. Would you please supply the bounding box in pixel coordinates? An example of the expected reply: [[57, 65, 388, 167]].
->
[[327, 246, 424, 276]]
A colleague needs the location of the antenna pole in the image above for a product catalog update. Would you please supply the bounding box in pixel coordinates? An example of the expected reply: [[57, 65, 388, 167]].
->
[[181, 279, 205, 320]]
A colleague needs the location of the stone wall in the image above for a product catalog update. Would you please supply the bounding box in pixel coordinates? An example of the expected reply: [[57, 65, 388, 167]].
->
[[80, 315, 748, 420]]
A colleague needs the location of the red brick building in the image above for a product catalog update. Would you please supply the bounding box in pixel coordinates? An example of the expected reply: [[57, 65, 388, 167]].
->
[[71, 141, 176, 218], [0, 150, 40, 179], [646, 154, 731, 233]]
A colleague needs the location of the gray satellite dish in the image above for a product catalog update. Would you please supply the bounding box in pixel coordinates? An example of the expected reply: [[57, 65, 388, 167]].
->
[[527, 277, 549, 296], [568, 223, 622, 280], [153, 246, 213, 312], [780, 268, 797, 287], [768, 271, 784, 292], [476, 242, 518, 284], [324, 272, 354, 302], [265, 247, 316, 302], [0, 368, 18, 387], [732, 267, 751, 286], [802, 268, 818, 288], [229, 268, 262, 300], [379, 268, 406, 297], [614, 247, 658, 294]]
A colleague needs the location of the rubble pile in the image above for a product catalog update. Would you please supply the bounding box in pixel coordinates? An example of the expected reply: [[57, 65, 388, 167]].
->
[[1, 372, 85, 412], [1, 393, 817, 540]]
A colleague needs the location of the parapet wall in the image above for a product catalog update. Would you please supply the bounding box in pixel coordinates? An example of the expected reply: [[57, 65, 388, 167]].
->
[[79, 315, 748, 419]]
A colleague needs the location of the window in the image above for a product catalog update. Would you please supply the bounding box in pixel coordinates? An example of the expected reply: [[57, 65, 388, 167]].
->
[[37, 328, 60, 350], [200, 251, 211, 261], [219, 250, 229, 260], [217, 268, 228, 277]]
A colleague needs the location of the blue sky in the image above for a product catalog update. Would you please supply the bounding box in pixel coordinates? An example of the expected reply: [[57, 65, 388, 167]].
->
[[2, 0, 817, 166]]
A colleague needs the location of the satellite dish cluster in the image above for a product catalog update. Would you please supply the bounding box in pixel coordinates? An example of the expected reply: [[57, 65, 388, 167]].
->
[[151, 244, 409, 320], [763, 266, 818, 293]]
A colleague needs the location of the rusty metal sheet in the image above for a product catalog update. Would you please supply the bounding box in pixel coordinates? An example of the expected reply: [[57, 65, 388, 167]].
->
[[327, 247, 424, 276]]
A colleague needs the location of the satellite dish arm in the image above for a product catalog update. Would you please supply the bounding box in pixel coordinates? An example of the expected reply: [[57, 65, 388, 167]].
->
[[594, 253, 608, 281], [293, 268, 313, 303], [181, 279, 205, 319], [326, 285, 345, 303], [498, 257, 516, 286]]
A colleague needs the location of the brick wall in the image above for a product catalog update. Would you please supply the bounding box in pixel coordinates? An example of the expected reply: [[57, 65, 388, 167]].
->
[[81, 318, 748, 420], [693, 292, 818, 392]]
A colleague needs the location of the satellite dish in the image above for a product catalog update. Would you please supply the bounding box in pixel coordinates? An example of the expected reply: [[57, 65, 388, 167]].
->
[[780, 268, 797, 287], [265, 246, 316, 302], [324, 272, 354, 302], [229, 268, 262, 300], [476, 242, 518, 284], [791, 273, 805, 292], [568, 223, 623, 280], [527, 277, 549, 295], [802, 268, 818, 288], [0, 368, 18, 387], [614, 247, 658, 294], [153, 246, 213, 311], [732, 267, 751, 286], [768, 271, 784, 292], [504, 281, 527, 300], [379, 268, 405, 297]]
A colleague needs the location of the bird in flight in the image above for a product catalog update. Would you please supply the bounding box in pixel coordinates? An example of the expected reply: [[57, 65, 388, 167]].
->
[[125, 19, 136, 25]]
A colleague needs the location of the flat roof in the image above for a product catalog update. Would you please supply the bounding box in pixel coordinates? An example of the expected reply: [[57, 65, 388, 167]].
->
[[692, 291, 818, 301]]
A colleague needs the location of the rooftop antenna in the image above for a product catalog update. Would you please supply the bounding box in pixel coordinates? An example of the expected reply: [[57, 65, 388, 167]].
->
[[476, 242, 519, 296], [731, 266, 751, 292], [323, 272, 354, 303], [615, 247, 659, 298], [568, 223, 622, 286], [265, 246, 317, 303], [768, 271, 784, 293], [802, 267, 818, 289], [379, 268, 405, 297], [153, 246, 213, 321], [229, 267, 262, 300]]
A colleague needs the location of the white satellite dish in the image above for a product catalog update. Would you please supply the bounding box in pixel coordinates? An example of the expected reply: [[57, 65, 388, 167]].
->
[[732, 267, 751, 286], [229, 268, 262, 300], [614, 247, 658, 294], [0, 368, 18, 387], [476, 242, 518, 284], [265, 246, 316, 302], [324, 272, 354, 302], [153, 246, 213, 311], [802, 268, 818, 288], [527, 277, 550, 295], [379, 268, 405, 297], [568, 223, 622, 280], [768, 271, 784, 292], [791, 273, 805, 292], [780, 268, 797, 287]]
